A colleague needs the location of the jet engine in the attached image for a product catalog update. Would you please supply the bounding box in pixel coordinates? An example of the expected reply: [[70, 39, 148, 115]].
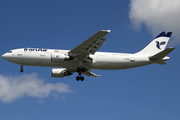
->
[[51, 68, 72, 78], [51, 53, 70, 62]]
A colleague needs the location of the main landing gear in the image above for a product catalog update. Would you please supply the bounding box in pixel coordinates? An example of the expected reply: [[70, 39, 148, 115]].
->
[[76, 76, 84, 81], [76, 67, 85, 81], [20, 64, 24, 73]]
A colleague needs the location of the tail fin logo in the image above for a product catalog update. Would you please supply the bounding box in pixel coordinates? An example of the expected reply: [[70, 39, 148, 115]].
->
[[156, 41, 166, 49]]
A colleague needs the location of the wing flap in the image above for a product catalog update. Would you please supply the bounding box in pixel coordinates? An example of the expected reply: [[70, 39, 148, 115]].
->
[[82, 70, 100, 78]]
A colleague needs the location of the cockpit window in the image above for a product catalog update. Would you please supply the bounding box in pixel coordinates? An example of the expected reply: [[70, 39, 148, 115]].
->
[[8, 51, 12, 53]]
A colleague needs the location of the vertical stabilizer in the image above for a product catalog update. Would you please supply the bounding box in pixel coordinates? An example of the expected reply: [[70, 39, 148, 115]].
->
[[135, 32, 172, 55]]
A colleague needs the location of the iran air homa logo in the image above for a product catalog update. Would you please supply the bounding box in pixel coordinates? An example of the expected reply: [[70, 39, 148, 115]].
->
[[156, 41, 166, 49]]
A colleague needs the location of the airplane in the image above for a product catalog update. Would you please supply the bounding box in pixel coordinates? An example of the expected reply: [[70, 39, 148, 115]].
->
[[2, 30, 175, 81]]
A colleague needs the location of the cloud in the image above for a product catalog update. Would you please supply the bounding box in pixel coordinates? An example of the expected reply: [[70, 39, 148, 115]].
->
[[0, 73, 73, 102], [129, 0, 180, 45]]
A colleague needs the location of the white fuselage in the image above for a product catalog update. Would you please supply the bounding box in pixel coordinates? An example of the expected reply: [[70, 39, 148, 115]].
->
[[1, 31, 173, 80], [2, 48, 153, 71]]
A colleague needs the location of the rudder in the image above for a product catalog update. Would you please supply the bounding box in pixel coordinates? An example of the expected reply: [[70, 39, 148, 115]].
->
[[135, 32, 172, 55]]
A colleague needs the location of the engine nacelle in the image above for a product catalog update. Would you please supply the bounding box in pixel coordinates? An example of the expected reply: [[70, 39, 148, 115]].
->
[[51, 53, 70, 62], [51, 68, 72, 78]]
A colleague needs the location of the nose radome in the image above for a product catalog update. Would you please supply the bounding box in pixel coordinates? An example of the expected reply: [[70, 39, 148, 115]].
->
[[2, 52, 15, 62], [2, 53, 6, 59], [2, 53, 8, 60]]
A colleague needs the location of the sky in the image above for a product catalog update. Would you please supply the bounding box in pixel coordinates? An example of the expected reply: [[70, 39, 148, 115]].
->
[[0, 0, 180, 120]]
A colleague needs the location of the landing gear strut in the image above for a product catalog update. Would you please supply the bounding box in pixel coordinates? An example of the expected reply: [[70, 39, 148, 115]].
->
[[76, 67, 85, 81], [20, 64, 24, 73]]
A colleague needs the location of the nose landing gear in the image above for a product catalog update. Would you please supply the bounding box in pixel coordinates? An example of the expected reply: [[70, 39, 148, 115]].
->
[[20, 64, 24, 73]]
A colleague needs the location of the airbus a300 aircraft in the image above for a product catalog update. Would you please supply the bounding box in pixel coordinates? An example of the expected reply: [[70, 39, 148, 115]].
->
[[2, 30, 175, 81]]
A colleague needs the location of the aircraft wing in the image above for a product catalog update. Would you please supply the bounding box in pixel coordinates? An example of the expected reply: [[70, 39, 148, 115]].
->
[[82, 69, 100, 78], [68, 30, 110, 57]]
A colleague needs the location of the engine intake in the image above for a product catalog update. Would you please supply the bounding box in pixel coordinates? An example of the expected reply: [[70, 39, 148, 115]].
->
[[51, 68, 72, 78]]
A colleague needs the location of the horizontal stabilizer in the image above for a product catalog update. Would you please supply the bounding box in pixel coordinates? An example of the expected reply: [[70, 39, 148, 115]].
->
[[149, 47, 175, 61], [156, 61, 166, 65]]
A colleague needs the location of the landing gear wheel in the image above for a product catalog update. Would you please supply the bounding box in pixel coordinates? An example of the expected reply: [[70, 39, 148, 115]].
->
[[76, 76, 80, 81], [76, 76, 84, 81], [20, 69, 24, 73], [77, 67, 81, 72], [80, 76, 84, 81], [77, 67, 86, 72], [81, 68, 85, 72]]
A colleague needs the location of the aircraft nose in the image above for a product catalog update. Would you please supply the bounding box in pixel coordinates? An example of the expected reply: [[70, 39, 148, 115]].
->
[[2, 53, 9, 61], [2, 53, 7, 59]]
